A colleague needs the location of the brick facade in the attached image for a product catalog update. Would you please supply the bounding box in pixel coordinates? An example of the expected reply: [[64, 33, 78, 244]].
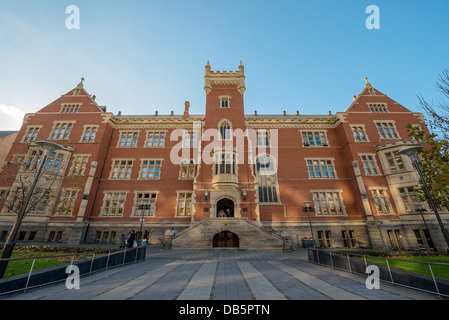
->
[[0, 64, 448, 251]]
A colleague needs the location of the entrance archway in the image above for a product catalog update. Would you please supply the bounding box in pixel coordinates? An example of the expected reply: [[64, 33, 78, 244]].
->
[[216, 198, 234, 217], [212, 231, 239, 248]]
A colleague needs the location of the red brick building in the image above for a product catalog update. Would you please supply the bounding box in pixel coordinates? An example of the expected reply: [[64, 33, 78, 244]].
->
[[0, 62, 447, 251]]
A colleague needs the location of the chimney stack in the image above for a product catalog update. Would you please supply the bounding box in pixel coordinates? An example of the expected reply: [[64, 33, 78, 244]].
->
[[184, 101, 190, 117]]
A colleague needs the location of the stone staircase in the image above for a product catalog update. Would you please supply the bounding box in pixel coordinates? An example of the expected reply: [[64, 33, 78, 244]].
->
[[170, 218, 289, 251]]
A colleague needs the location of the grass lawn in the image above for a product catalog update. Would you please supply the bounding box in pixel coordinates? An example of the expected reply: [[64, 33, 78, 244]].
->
[[364, 256, 449, 281], [3, 251, 93, 278]]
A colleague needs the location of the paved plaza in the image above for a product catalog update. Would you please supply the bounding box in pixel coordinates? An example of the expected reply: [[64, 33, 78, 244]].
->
[[0, 247, 442, 300]]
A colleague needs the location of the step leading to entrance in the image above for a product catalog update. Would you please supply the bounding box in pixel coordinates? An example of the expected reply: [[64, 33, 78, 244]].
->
[[171, 218, 286, 251]]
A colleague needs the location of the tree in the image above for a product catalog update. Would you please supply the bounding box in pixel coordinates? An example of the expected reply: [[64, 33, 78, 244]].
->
[[416, 68, 449, 141], [0, 143, 74, 278], [406, 124, 449, 210]]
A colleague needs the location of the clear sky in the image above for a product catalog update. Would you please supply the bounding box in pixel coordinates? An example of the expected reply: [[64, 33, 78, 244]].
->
[[0, 0, 448, 130]]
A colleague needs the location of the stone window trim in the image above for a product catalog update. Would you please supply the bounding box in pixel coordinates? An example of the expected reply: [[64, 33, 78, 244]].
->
[[373, 120, 400, 140], [145, 130, 167, 148], [22, 125, 43, 143], [57, 188, 79, 215], [305, 158, 337, 179], [80, 125, 99, 143], [117, 131, 139, 147], [398, 185, 419, 213], [368, 103, 388, 113], [101, 191, 128, 216], [69, 154, 91, 176], [138, 159, 163, 180], [60, 103, 82, 113], [110, 159, 135, 180], [179, 160, 196, 180], [49, 121, 76, 141], [300, 130, 329, 147], [219, 95, 231, 108], [350, 124, 369, 142], [358, 153, 381, 176], [175, 191, 194, 217], [256, 129, 270, 147], [218, 119, 232, 140], [382, 150, 407, 174], [369, 187, 394, 214], [310, 189, 346, 216], [132, 191, 159, 217]]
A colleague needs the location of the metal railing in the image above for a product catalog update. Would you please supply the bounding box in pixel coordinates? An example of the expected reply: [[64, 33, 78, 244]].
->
[[0, 246, 146, 296], [307, 248, 449, 299]]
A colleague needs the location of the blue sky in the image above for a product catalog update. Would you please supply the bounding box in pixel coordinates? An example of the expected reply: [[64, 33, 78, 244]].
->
[[0, 0, 448, 130]]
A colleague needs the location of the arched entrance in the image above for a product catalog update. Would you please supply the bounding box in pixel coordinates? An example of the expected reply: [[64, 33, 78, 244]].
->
[[213, 231, 239, 248], [216, 198, 234, 217]]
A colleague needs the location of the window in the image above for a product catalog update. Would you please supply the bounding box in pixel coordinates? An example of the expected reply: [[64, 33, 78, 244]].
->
[[44, 152, 64, 173], [375, 122, 399, 139], [102, 192, 126, 216], [414, 229, 435, 250], [176, 192, 193, 216], [371, 189, 391, 213], [313, 191, 345, 215], [301, 131, 328, 147], [256, 130, 269, 147], [110, 160, 133, 179], [180, 160, 195, 179], [214, 151, 235, 175], [317, 231, 332, 248], [61, 104, 81, 113], [306, 159, 336, 178], [369, 103, 388, 112], [342, 230, 356, 248], [82, 126, 98, 143], [51, 123, 73, 140], [140, 160, 161, 179], [23, 127, 40, 143], [146, 132, 165, 147], [219, 121, 231, 140], [119, 131, 139, 147], [183, 131, 197, 147], [360, 154, 379, 175], [351, 126, 367, 142], [58, 189, 78, 215], [256, 155, 279, 203], [219, 96, 230, 108], [69, 155, 89, 176], [258, 185, 278, 203], [399, 186, 418, 212], [134, 192, 157, 216], [24, 149, 43, 171], [385, 152, 406, 172]]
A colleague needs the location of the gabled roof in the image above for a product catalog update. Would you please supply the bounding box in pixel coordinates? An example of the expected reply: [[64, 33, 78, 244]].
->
[[344, 77, 412, 113], [35, 78, 106, 114]]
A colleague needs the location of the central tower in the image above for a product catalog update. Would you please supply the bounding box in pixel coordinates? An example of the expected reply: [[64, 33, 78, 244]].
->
[[193, 61, 257, 223]]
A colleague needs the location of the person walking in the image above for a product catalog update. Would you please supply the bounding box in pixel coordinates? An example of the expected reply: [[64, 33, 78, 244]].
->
[[119, 234, 126, 248], [127, 230, 136, 248]]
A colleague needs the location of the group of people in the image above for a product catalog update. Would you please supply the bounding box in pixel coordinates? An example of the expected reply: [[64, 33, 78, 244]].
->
[[120, 230, 148, 248], [218, 208, 232, 218]]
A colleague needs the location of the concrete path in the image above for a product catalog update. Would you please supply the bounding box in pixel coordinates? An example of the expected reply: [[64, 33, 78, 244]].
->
[[0, 247, 443, 300]]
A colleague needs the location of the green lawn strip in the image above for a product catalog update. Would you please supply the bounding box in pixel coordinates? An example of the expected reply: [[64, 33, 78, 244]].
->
[[3, 251, 94, 278], [364, 256, 449, 281]]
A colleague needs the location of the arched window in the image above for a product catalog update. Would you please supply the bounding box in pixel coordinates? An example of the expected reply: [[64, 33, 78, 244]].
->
[[219, 120, 231, 140]]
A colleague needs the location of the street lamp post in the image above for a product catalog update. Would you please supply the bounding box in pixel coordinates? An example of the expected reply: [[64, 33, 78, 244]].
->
[[302, 200, 315, 248], [137, 203, 151, 244], [397, 146, 449, 253], [0, 141, 64, 278]]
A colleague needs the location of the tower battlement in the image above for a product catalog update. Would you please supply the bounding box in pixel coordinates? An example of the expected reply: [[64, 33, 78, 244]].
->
[[204, 61, 245, 95]]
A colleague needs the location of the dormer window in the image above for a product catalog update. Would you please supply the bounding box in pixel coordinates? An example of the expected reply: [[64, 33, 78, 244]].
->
[[219, 96, 230, 108]]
